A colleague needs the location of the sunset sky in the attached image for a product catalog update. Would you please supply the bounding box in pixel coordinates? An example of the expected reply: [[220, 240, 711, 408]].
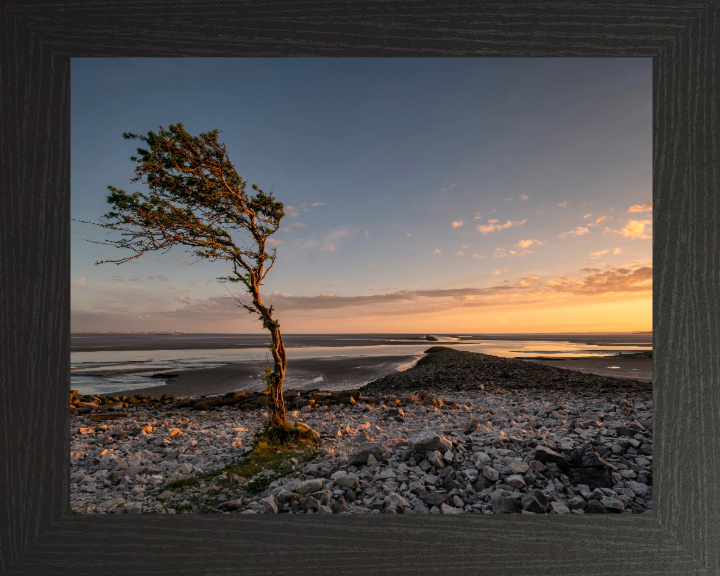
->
[[71, 58, 652, 334]]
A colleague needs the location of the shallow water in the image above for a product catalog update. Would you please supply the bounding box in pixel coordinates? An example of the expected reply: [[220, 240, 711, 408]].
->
[[70, 334, 651, 396]]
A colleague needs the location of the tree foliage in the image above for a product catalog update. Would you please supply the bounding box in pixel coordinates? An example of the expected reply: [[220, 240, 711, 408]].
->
[[84, 123, 290, 427]]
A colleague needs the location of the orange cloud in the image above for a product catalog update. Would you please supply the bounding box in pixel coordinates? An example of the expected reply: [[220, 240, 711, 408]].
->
[[517, 239, 543, 248], [590, 249, 609, 258], [604, 219, 652, 239], [559, 227, 590, 238], [477, 219, 527, 235], [629, 202, 652, 213]]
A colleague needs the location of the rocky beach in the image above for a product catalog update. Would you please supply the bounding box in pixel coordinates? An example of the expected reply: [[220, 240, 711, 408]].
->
[[71, 347, 653, 515]]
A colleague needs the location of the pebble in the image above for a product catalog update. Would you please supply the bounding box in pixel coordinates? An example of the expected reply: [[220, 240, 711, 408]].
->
[[71, 347, 652, 515]]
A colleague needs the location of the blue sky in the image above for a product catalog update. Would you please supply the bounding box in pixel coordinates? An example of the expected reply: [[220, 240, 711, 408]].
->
[[71, 58, 652, 333]]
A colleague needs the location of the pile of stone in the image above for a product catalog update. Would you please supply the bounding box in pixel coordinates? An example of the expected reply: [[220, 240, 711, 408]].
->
[[361, 346, 652, 396], [172, 389, 369, 411], [71, 390, 177, 420], [71, 381, 652, 515]]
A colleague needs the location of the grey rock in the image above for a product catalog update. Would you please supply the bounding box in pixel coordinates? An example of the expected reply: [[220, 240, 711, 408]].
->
[[408, 432, 452, 456], [521, 491, 550, 514], [218, 498, 244, 511], [384, 492, 411, 513], [601, 496, 626, 512], [534, 446, 569, 471], [418, 490, 452, 508], [259, 498, 278, 514], [509, 461, 530, 475], [491, 494, 521, 514], [482, 466, 499, 482], [427, 450, 446, 470], [298, 478, 323, 495], [585, 499, 608, 514], [626, 481, 651, 498], [332, 496, 351, 514], [334, 474, 361, 489], [505, 474, 526, 489], [349, 443, 383, 466], [301, 496, 321, 511], [462, 420, 482, 435], [566, 467, 612, 491]]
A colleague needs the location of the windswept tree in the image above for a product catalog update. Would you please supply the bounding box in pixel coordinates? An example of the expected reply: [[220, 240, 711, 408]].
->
[[88, 123, 290, 430]]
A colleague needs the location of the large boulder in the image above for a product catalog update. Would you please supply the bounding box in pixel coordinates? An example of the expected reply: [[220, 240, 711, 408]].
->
[[408, 432, 452, 455]]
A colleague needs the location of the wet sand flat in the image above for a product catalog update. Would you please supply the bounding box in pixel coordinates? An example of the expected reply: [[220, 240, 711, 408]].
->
[[113, 354, 416, 399], [519, 356, 652, 382]]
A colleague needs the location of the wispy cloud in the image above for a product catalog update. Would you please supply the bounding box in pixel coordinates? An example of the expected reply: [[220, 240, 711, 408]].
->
[[559, 227, 590, 238], [584, 214, 592, 219], [477, 219, 527, 235], [71, 278, 89, 288], [519, 195, 529, 201], [516, 276, 539, 287], [590, 249, 609, 259], [472, 254, 485, 259], [613, 248, 623, 255], [434, 249, 442, 255], [588, 216, 608, 227], [311, 202, 325, 207], [454, 251, 465, 256], [406, 233, 412, 237], [452, 220, 464, 228], [493, 248, 507, 258], [267, 238, 284, 245], [546, 265, 652, 295], [629, 202, 652, 213], [557, 202, 568, 208]]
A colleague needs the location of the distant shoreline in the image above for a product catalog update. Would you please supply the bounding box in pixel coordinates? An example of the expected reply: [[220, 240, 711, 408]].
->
[[71, 332, 652, 353]]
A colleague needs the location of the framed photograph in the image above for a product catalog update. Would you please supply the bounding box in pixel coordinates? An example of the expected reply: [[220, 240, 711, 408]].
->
[[3, 2, 718, 575]]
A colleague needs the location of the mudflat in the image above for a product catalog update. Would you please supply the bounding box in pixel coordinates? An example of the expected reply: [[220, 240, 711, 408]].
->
[[112, 355, 416, 399], [518, 357, 652, 382]]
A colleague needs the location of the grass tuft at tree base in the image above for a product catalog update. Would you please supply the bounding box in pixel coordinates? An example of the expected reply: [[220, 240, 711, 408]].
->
[[252, 419, 321, 449]]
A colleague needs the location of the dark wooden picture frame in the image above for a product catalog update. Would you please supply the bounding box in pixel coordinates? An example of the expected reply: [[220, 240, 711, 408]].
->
[[2, 2, 718, 574]]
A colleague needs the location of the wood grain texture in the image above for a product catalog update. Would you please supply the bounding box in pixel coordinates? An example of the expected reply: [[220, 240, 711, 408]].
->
[[1, 1, 718, 574]]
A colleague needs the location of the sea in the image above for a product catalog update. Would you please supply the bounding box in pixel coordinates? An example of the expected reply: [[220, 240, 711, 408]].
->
[[70, 332, 652, 396]]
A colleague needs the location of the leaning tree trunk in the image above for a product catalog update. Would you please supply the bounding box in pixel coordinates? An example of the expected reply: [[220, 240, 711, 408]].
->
[[252, 291, 287, 428]]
